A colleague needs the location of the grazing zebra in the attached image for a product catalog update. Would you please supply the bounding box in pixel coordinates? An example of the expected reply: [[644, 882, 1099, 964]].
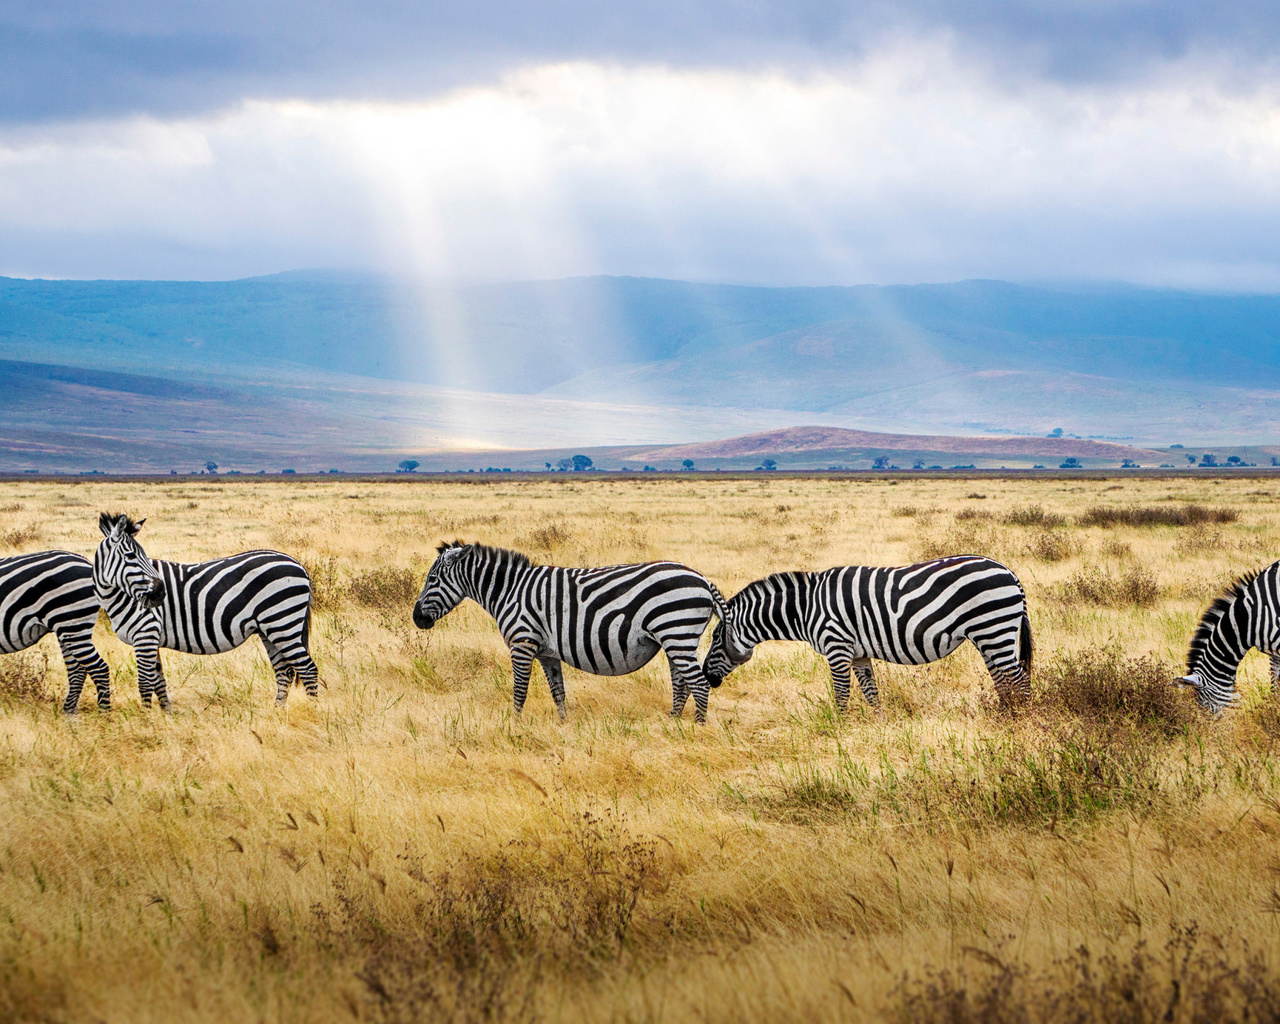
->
[[1176, 562, 1280, 713], [93, 513, 318, 709], [1, 551, 111, 713], [701, 555, 1033, 709], [412, 541, 729, 722]]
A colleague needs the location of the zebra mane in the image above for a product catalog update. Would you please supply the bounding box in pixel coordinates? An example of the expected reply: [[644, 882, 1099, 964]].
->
[[99, 511, 143, 536], [436, 540, 533, 569], [1187, 566, 1264, 672]]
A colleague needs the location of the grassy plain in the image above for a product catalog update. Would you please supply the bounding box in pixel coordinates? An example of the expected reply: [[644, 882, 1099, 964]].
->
[[2, 474, 1280, 1022]]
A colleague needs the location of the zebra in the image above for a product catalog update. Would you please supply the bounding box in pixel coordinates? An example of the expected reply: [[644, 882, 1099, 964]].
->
[[93, 512, 318, 709], [412, 541, 729, 722], [1176, 562, 1280, 713], [701, 555, 1033, 709], [0, 551, 111, 713]]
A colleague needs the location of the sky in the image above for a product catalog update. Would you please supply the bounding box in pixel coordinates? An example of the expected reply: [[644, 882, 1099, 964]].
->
[[5, 2, 1280, 288]]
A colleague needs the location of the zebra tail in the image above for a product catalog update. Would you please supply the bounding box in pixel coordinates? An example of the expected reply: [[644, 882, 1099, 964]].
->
[[1019, 610, 1033, 678], [707, 580, 731, 626]]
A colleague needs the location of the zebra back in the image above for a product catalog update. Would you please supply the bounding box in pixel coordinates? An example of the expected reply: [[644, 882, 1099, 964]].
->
[[0, 551, 99, 653]]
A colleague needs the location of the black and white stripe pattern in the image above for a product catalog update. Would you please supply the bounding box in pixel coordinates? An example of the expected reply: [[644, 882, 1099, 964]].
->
[[1, 550, 110, 713], [702, 555, 1033, 709], [93, 513, 318, 709], [412, 541, 728, 722], [1177, 562, 1280, 713]]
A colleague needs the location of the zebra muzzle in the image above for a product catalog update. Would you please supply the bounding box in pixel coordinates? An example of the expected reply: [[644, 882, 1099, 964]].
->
[[412, 606, 434, 629]]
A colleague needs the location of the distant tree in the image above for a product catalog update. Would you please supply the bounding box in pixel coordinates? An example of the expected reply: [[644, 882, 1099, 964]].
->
[[1121, 459, 1139, 468], [1200, 454, 1218, 467], [1186, 454, 1197, 464], [557, 458, 573, 471], [643, 465, 657, 472], [1273, 457, 1279, 467], [872, 456, 890, 470], [912, 460, 924, 470], [1227, 455, 1242, 465], [682, 459, 695, 471], [281, 468, 296, 474], [761, 458, 777, 471], [572, 454, 593, 472], [545, 462, 552, 471], [205, 460, 218, 474], [1059, 457, 1082, 469], [1048, 427, 1064, 437], [397, 459, 420, 473]]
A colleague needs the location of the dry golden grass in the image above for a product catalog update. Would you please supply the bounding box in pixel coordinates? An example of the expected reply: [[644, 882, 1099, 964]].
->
[[2, 474, 1280, 1022]]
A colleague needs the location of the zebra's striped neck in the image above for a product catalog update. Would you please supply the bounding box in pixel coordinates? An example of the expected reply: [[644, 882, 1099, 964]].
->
[[1185, 567, 1270, 710], [728, 573, 814, 647], [453, 545, 535, 618]]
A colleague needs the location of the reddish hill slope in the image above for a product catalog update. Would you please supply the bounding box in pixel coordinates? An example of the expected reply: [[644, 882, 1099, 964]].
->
[[631, 426, 1159, 463]]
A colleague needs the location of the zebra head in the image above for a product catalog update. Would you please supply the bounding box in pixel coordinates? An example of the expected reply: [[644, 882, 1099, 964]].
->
[[412, 541, 471, 630], [1174, 573, 1259, 714], [701, 617, 754, 687], [95, 512, 165, 609]]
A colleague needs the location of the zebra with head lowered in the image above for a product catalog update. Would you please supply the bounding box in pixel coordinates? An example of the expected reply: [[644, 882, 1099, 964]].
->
[[702, 555, 1033, 709], [93, 513, 318, 709], [412, 541, 729, 722], [1, 551, 111, 713], [1176, 562, 1280, 713]]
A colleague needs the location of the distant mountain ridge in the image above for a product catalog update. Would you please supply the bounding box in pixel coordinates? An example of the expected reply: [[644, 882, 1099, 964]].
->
[[3, 272, 1280, 464]]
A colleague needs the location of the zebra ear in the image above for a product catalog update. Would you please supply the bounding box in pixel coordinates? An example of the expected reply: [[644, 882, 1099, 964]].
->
[[98, 512, 115, 537], [129, 518, 146, 535]]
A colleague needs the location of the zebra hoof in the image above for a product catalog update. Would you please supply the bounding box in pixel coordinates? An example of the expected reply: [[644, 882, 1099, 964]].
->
[[556, 705, 567, 722]]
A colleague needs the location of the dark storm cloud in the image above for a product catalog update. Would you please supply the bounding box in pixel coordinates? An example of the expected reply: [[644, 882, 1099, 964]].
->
[[4, 1, 1279, 123]]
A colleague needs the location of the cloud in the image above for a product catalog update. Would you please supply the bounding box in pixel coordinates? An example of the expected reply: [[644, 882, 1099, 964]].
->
[[4, 2, 1280, 123], [4, 48, 1280, 287]]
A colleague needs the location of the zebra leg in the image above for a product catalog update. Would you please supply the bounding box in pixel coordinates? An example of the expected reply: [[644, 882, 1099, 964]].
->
[[260, 631, 320, 701], [510, 642, 537, 716], [260, 635, 297, 704], [825, 652, 853, 712], [537, 657, 568, 720], [56, 633, 88, 714], [669, 660, 689, 718], [853, 659, 878, 707], [134, 642, 169, 710], [668, 653, 709, 723]]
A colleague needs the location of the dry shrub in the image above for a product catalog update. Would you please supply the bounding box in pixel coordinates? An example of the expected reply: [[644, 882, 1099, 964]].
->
[[352, 810, 665, 1023], [0, 650, 50, 704], [954, 508, 992, 522], [896, 926, 1280, 1024], [1035, 646, 1194, 737], [1101, 538, 1132, 559], [517, 521, 571, 552], [915, 522, 996, 561], [1079, 504, 1239, 527], [891, 504, 920, 518], [349, 566, 421, 609], [1061, 565, 1159, 606], [1003, 504, 1066, 528], [1174, 524, 1227, 556], [299, 556, 342, 611], [767, 718, 1181, 828], [0, 524, 40, 549], [1027, 529, 1074, 562]]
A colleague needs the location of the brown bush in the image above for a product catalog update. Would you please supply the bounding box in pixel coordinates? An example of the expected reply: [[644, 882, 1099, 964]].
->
[[0, 650, 50, 704], [954, 508, 992, 521], [1079, 504, 1239, 527], [891, 504, 920, 518], [0, 524, 40, 549], [299, 556, 342, 611], [1062, 565, 1159, 606], [1003, 504, 1066, 527], [349, 566, 421, 609], [897, 926, 1280, 1024], [1035, 645, 1194, 736], [1027, 529, 1074, 562]]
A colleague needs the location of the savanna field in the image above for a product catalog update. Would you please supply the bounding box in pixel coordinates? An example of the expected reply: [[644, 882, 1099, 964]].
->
[[4, 474, 1280, 1023]]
